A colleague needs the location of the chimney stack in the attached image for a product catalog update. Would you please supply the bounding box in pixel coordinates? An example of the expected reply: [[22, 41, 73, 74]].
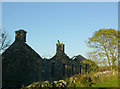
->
[[56, 40, 65, 54], [15, 29, 27, 42]]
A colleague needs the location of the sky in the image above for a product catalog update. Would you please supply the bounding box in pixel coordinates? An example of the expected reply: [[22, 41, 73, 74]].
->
[[2, 2, 118, 59]]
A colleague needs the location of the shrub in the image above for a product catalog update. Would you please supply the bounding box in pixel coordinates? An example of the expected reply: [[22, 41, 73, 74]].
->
[[83, 59, 99, 73]]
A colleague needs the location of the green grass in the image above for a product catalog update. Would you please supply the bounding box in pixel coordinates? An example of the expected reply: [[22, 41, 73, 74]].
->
[[66, 71, 118, 87], [92, 75, 118, 87]]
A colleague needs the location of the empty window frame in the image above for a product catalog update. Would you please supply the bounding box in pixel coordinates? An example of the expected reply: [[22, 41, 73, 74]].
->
[[51, 62, 56, 78]]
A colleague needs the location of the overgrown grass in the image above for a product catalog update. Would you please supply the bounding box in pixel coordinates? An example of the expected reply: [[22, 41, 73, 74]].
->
[[92, 74, 118, 87], [66, 73, 95, 87], [66, 71, 118, 87]]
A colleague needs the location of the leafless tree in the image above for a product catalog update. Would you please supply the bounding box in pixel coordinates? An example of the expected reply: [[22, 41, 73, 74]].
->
[[0, 30, 11, 54]]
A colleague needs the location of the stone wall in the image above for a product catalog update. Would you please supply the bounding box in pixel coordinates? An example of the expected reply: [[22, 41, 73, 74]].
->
[[40, 59, 88, 83], [2, 41, 42, 87], [41, 60, 52, 81]]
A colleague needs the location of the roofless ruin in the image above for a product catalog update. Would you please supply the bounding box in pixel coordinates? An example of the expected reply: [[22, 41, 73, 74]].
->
[[2, 29, 88, 88]]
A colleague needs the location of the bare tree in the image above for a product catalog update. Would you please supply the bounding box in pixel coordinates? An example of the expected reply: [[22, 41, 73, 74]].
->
[[0, 30, 11, 54]]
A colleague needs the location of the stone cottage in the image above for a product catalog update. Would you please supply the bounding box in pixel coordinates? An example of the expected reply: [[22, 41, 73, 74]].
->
[[2, 30, 42, 87], [2, 29, 88, 88]]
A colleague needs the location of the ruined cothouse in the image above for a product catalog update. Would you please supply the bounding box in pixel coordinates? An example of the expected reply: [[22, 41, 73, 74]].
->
[[2, 29, 89, 88], [2, 30, 42, 88]]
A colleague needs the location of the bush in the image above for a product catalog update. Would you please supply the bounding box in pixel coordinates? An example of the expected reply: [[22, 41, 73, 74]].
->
[[66, 74, 95, 87], [83, 59, 99, 73]]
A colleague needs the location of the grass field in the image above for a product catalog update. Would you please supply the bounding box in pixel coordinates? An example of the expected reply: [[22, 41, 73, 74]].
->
[[66, 71, 118, 87], [92, 73, 118, 87]]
